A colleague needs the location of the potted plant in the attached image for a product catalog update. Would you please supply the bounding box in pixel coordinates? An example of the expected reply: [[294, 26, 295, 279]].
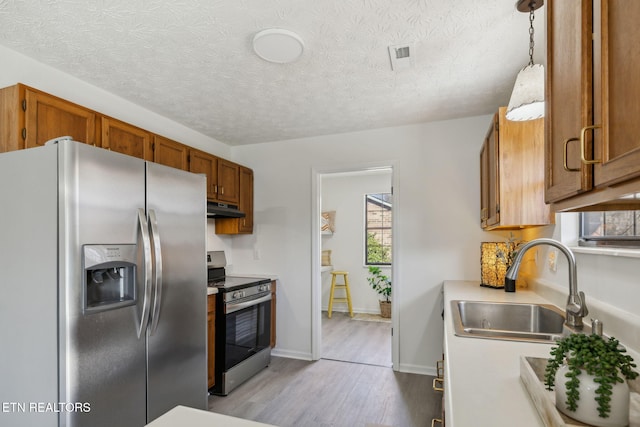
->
[[544, 333, 638, 426], [367, 266, 391, 318]]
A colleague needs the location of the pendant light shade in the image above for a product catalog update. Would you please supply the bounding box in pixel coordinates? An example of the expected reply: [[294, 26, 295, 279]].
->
[[506, 0, 545, 121], [506, 63, 545, 121]]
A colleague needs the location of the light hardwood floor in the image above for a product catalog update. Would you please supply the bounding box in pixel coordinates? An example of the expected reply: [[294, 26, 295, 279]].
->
[[208, 357, 440, 427], [208, 312, 441, 427], [321, 311, 392, 367]]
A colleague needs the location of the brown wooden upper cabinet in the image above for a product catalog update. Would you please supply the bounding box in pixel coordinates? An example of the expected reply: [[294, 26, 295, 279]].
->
[[480, 107, 550, 230], [480, 112, 499, 228], [0, 83, 255, 232], [217, 158, 240, 205], [189, 148, 218, 199], [216, 166, 254, 234], [0, 84, 96, 152], [546, 0, 640, 211], [151, 135, 189, 170], [100, 116, 152, 160], [189, 149, 240, 204]]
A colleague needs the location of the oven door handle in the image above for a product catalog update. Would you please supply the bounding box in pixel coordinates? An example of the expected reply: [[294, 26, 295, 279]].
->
[[226, 293, 271, 314]]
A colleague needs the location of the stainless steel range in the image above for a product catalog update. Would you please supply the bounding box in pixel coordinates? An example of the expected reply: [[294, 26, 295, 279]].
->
[[207, 251, 272, 395]]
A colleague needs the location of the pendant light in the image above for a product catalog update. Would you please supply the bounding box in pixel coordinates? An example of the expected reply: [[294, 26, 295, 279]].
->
[[506, 0, 545, 121]]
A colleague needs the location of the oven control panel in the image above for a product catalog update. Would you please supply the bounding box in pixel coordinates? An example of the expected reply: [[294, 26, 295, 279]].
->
[[224, 282, 270, 303]]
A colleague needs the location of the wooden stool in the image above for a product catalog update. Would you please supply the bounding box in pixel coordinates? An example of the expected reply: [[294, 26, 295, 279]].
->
[[327, 271, 353, 318]]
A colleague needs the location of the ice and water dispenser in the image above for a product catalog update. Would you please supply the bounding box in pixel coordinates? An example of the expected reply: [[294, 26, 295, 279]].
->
[[83, 244, 137, 314]]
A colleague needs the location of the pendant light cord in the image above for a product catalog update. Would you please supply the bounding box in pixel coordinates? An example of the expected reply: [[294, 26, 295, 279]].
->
[[528, 6, 535, 66]]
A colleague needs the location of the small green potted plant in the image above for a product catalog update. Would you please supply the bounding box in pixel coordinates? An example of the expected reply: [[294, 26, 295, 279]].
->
[[366, 266, 391, 318], [544, 333, 638, 426]]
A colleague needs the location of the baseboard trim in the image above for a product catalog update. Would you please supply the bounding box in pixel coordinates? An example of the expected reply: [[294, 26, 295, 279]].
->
[[322, 307, 381, 315], [272, 350, 435, 376], [270, 348, 313, 361]]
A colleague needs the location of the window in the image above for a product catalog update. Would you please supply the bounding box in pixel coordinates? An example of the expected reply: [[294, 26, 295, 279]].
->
[[580, 210, 640, 247], [365, 193, 392, 265]]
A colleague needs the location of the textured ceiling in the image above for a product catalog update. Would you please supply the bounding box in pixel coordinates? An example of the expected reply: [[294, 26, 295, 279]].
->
[[0, 1, 545, 146]]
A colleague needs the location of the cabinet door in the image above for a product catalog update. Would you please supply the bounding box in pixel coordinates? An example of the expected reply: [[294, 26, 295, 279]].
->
[[481, 113, 499, 228], [545, 0, 593, 203], [215, 166, 254, 234], [592, 0, 640, 187], [498, 109, 549, 226], [0, 85, 24, 152], [189, 149, 218, 200], [100, 116, 151, 160], [217, 159, 240, 204], [207, 294, 216, 388], [25, 88, 96, 148], [152, 135, 188, 170], [480, 140, 489, 228], [238, 167, 254, 233]]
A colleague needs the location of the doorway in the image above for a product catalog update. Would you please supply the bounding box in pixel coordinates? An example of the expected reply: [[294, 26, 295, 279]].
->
[[311, 165, 398, 370]]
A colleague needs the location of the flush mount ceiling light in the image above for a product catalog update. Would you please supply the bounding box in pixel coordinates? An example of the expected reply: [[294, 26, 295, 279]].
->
[[252, 29, 304, 64], [506, 0, 545, 121]]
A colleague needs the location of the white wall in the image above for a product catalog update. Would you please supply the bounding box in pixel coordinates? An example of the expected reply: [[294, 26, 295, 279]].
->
[[228, 117, 494, 373], [523, 217, 640, 357], [0, 45, 230, 157], [321, 170, 392, 314]]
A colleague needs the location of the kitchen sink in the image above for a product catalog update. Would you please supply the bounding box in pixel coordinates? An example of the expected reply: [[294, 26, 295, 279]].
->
[[450, 300, 579, 343]]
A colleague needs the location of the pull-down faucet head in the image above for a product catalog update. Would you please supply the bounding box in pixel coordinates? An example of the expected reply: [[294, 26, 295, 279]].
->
[[504, 238, 588, 329]]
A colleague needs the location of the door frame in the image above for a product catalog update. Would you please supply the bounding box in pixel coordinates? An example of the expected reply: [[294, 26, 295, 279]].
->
[[311, 161, 399, 370]]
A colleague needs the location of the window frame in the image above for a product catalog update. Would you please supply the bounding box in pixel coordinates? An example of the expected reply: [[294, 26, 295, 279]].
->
[[579, 210, 640, 248], [364, 193, 392, 266]]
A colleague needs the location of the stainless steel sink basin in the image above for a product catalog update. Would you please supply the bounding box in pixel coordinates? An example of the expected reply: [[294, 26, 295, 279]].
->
[[451, 300, 576, 343]]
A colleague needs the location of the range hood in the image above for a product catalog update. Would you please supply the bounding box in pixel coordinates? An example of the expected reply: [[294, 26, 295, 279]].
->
[[206, 201, 245, 218]]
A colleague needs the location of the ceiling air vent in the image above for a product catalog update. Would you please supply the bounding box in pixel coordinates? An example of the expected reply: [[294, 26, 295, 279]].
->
[[388, 44, 414, 71]]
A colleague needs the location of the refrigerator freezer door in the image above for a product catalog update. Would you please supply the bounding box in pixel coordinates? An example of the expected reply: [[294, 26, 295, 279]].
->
[[145, 162, 207, 422], [0, 147, 59, 427], [59, 142, 148, 427]]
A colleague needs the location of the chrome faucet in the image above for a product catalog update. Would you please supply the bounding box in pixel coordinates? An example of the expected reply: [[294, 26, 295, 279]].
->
[[504, 238, 588, 329]]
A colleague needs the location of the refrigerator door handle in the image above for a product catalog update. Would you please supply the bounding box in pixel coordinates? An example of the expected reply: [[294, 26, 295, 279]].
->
[[137, 208, 153, 339], [148, 209, 163, 335]]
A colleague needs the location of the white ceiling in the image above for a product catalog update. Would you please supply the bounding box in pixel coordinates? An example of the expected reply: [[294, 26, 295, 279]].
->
[[0, 1, 545, 146]]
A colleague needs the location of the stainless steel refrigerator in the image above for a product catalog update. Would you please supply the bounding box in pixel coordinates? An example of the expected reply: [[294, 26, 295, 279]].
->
[[0, 140, 207, 427]]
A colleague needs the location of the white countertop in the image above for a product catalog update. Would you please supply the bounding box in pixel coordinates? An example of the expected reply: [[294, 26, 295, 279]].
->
[[443, 280, 557, 427], [146, 405, 276, 427], [207, 286, 218, 295]]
